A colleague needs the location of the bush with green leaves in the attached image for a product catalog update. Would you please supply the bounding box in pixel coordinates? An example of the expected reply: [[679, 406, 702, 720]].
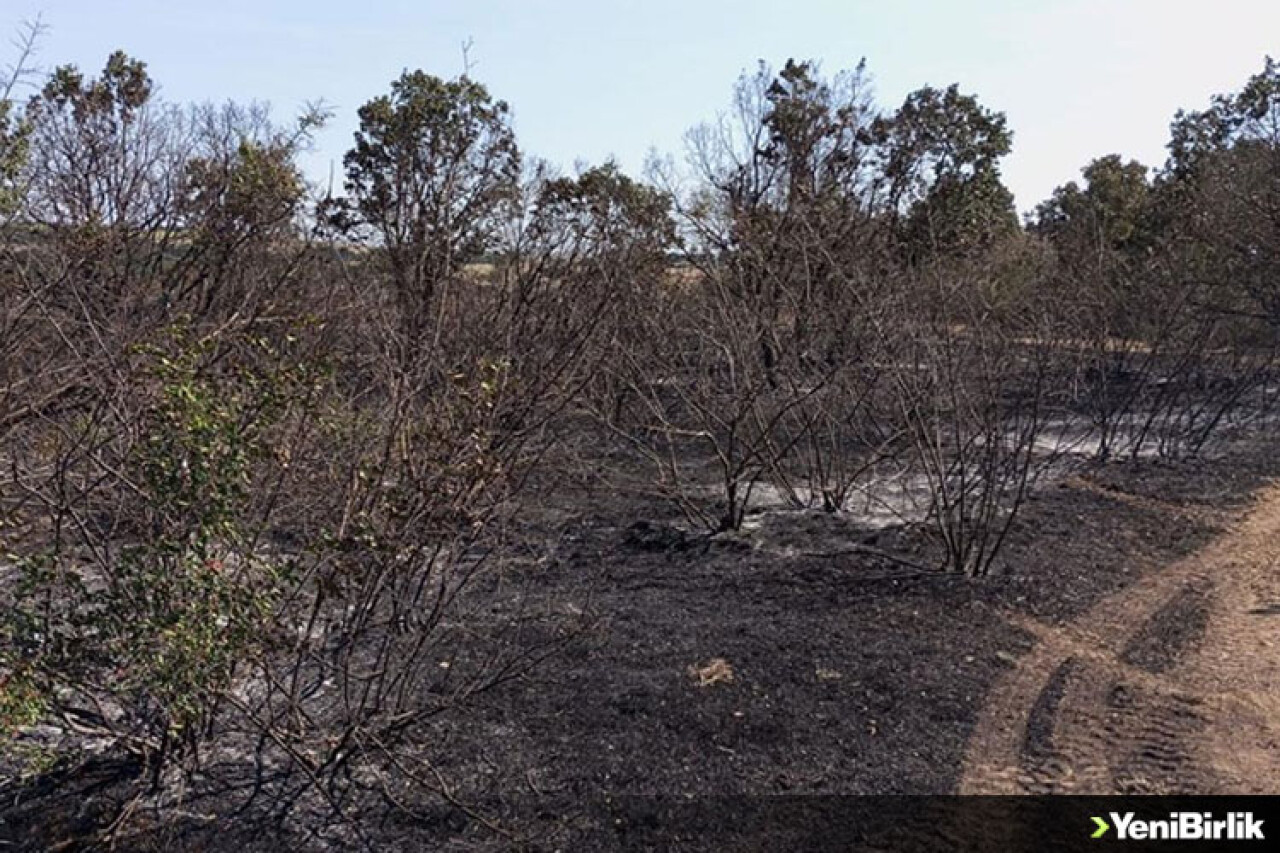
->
[[1, 326, 314, 778]]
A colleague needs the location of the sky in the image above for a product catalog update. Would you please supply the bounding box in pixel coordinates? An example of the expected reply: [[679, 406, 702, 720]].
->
[[5, 0, 1279, 212]]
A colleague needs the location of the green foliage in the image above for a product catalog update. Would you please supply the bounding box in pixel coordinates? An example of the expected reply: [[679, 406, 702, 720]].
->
[[533, 162, 676, 263], [134, 334, 273, 541], [330, 69, 521, 353], [336, 70, 519, 265], [34, 50, 152, 123], [697, 57, 884, 302], [0, 664, 45, 734], [760, 59, 874, 203], [1160, 57, 1280, 325], [183, 137, 307, 241], [1168, 55, 1280, 176], [1, 327, 312, 761], [22, 50, 162, 232], [902, 167, 1018, 261], [730, 59, 879, 216], [103, 546, 276, 732], [879, 84, 1017, 261], [879, 84, 1013, 201], [0, 98, 29, 215], [1033, 155, 1152, 252], [0, 20, 37, 215]]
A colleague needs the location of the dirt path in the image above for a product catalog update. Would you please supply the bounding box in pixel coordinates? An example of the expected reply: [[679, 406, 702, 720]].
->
[[959, 482, 1280, 794]]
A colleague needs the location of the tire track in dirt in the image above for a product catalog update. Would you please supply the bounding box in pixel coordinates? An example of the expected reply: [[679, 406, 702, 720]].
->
[[959, 482, 1280, 794]]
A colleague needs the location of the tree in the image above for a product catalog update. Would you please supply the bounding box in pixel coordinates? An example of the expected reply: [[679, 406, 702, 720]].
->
[[333, 70, 520, 360], [878, 84, 1017, 260], [177, 102, 324, 317], [1033, 155, 1151, 251], [1032, 154, 1177, 458], [183, 113, 311, 246], [23, 51, 162, 227], [0, 19, 42, 440], [525, 161, 676, 423], [1163, 56, 1280, 327], [644, 59, 887, 529], [901, 167, 1017, 261], [531, 161, 674, 275], [0, 20, 41, 217]]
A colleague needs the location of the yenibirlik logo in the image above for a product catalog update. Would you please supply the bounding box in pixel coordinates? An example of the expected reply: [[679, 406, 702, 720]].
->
[[1091, 812, 1264, 841]]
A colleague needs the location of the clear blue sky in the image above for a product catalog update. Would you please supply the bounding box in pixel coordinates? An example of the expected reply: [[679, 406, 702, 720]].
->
[[6, 1, 1279, 211]]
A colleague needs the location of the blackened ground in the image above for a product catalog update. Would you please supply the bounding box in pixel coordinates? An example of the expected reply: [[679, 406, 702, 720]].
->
[[2, 433, 1278, 851]]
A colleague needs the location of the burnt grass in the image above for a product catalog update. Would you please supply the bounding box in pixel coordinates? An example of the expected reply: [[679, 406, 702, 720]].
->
[[3, 431, 1279, 851]]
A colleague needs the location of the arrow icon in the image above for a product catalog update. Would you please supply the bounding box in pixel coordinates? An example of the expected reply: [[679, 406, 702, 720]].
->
[[1091, 816, 1110, 839]]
